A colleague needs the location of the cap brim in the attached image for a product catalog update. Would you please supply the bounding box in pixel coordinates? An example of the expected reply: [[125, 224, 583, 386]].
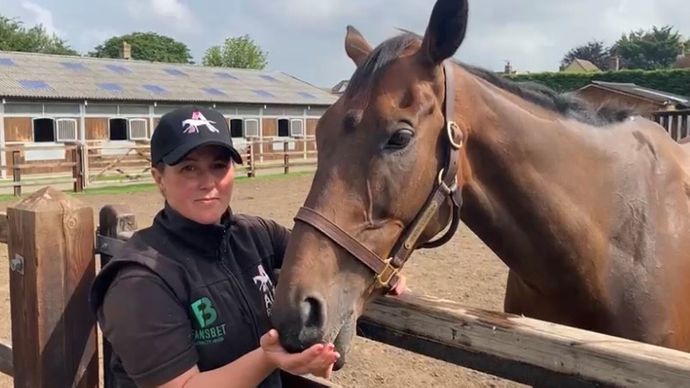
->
[[162, 140, 243, 166]]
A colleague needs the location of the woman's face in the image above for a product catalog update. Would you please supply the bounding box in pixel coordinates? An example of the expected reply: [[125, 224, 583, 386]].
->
[[153, 145, 235, 224]]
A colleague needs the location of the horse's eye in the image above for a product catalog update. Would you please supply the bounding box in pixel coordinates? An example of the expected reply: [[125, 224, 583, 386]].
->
[[386, 129, 414, 149]]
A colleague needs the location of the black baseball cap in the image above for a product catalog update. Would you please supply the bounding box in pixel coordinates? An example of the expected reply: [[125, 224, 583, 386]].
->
[[151, 106, 243, 166]]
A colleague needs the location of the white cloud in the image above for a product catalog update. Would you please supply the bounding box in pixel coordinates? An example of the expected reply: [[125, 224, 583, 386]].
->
[[126, 0, 198, 33], [256, 0, 365, 28], [20, 0, 61, 36], [148, 0, 190, 22]]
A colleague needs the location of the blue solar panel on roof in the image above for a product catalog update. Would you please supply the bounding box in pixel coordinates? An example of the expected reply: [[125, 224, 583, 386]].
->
[[143, 84, 167, 94], [19, 80, 50, 90], [203, 87, 226, 96], [215, 72, 238, 80], [260, 75, 278, 82], [254, 90, 274, 98], [106, 64, 131, 74], [0, 58, 16, 66], [61, 62, 87, 71], [297, 92, 316, 99], [164, 68, 188, 77], [98, 83, 123, 92]]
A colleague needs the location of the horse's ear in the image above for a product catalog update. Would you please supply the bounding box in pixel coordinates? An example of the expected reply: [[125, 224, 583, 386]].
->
[[345, 25, 372, 67], [419, 0, 469, 65]]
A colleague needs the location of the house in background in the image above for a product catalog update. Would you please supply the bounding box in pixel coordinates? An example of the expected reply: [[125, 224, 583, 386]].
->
[[575, 80, 690, 116], [675, 45, 690, 69], [560, 58, 601, 73]]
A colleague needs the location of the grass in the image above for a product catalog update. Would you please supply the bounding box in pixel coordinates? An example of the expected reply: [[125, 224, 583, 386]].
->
[[0, 170, 316, 203]]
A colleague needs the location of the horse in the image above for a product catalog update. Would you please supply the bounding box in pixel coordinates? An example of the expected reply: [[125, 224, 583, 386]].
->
[[271, 0, 690, 370]]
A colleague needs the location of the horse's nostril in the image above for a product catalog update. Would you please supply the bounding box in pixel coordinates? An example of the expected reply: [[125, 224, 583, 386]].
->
[[300, 295, 325, 330]]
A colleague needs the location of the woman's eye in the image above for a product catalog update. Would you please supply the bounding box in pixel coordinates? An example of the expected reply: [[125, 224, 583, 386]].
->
[[181, 165, 196, 172], [386, 129, 414, 149]]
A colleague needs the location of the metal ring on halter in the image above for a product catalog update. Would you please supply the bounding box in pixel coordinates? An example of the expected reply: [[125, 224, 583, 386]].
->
[[437, 169, 445, 184], [437, 169, 458, 194], [446, 121, 464, 149]]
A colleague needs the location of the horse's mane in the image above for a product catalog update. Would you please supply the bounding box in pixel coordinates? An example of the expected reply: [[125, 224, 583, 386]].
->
[[345, 32, 633, 126]]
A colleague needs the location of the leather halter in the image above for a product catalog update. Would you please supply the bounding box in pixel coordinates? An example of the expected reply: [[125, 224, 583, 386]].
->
[[294, 61, 463, 291]]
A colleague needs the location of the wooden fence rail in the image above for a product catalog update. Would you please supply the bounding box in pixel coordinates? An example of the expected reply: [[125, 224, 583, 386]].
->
[[653, 109, 690, 142], [0, 138, 318, 196]]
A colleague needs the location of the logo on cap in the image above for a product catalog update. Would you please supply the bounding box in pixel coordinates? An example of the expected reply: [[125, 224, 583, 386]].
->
[[182, 111, 220, 134]]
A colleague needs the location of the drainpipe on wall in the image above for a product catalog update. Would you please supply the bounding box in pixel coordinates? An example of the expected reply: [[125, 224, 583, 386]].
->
[[0, 99, 5, 179], [80, 101, 88, 187]]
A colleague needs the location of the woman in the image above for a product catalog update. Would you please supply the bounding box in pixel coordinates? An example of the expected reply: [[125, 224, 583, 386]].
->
[[89, 106, 343, 388]]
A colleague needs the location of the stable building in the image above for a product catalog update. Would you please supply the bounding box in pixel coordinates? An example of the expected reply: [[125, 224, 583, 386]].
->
[[575, 81, 690, 116], [0, 50, 336, 174]]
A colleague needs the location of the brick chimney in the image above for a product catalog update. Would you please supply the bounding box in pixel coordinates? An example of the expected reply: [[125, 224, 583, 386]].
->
[[119, 41, 132, 60], [607, 55, 620, 71], [504, 60, 513, 74]]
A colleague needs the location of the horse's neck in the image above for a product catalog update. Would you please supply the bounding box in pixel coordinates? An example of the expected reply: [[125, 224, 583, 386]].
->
[[457, 75, 616, 296]]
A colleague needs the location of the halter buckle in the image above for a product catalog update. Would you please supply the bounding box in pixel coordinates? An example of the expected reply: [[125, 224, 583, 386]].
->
[[376, 257, 399, 288], [447, 121, 463, 149]]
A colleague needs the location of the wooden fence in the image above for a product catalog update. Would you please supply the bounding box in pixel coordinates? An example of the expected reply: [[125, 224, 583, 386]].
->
[[0, 144, 83, 196], [1, 188, 690, 387], [0, 137, 317, 196], [653, 109, 690, 142]]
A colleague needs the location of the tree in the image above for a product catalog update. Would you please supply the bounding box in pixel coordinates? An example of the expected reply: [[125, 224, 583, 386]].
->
[[0, 15, 78, 55], [561, 40, 611, 70], [202, 46, 223, 67], [612, 25, 684, 70], [90, 32, 193, 63], [202, 35, 268, 70]]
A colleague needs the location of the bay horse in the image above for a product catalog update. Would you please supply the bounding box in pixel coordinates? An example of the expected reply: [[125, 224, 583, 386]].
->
[[271, 0, 690, 369]]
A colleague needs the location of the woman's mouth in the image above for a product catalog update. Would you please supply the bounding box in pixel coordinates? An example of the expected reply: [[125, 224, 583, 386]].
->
[[195, 197, 219, 204]]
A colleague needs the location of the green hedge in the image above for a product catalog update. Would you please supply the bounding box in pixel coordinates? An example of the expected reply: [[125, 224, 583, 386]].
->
[[506, 68, 690, 97]]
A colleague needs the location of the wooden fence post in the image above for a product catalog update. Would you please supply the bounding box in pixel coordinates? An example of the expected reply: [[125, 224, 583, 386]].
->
[[283, 140, 289, 175], [247, 140, 255, 178], [12, 150, 22, 197], [98, 205, 137, 388], [72, 145, 84, 193], [6, 186, 98, 388]]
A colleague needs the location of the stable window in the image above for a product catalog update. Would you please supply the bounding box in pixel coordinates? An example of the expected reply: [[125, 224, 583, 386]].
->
[[277, 119, 289, 137], [230, 119, 244, 138], [128, 119, 148, 140], [245, 119, 259, 138], [33, 118, 55, 142], [290, 119, 304, 137], [109, 118, 128, 140], [56, 119, 78, 142]]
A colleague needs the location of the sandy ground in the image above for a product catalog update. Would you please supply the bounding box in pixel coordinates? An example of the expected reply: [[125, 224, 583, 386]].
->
[[0, 173, 526, 388]]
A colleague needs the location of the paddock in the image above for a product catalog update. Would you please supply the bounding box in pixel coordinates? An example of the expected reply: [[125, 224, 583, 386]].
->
[[0, 175, 688, 387]]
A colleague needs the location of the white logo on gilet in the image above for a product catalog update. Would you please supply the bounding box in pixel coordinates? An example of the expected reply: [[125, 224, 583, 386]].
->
[[252, 264, 275, 316]]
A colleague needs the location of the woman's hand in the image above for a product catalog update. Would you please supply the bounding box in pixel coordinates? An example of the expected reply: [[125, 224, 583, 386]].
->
[[387, 274, 408, 296], [260, 329, 340, 379]]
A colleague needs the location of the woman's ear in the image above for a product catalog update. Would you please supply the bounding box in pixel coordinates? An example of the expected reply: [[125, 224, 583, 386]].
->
[[151, 167, 165, 195]]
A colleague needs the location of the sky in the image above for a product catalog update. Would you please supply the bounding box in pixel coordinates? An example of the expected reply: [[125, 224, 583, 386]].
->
[[0, 0, 688, 88]]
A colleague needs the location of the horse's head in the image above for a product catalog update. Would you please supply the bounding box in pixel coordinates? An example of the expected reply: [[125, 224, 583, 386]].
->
[[272, 0, 470, 368]]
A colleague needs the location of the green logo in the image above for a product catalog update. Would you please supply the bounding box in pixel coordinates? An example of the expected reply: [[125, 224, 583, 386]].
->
[[191, 297, 217, 328], [190, 297, 226, 345]]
